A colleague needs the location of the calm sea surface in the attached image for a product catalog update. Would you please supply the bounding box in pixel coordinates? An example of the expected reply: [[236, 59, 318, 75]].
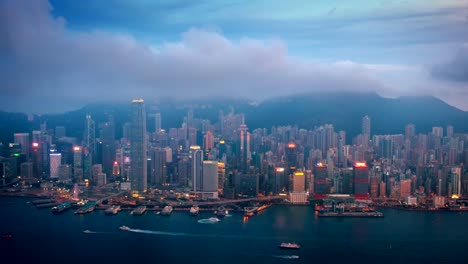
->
[[1, 197, 467, 264]]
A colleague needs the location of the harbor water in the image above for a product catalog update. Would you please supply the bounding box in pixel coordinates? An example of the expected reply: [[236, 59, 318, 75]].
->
[[1, 197, 467, 264]]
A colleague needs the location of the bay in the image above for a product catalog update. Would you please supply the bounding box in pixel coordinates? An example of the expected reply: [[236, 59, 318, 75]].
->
[[1, 197, 467, 264]]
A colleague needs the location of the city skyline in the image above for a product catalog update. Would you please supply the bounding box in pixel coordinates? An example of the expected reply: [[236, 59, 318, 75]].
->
[[1, 0, 468, 113]]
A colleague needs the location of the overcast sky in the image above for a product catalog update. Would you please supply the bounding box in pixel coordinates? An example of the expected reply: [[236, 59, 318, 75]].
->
[[1, 0, 467, 114]]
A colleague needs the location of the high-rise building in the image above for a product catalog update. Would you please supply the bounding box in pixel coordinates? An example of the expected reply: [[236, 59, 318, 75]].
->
[[31, 142, 42, 179], [150, 148, 167, 186], [451, 167, 462, 197], [370, 176, 380, 198], [20, 162, 33, 180], [314, 163, 329, 197], [83, 115, 95, 179], [405, 124, 416, 140], [353, 162, 369, 199], [292, 171, 305, 192], [73, 146, 83, 183], [285, 142, 298, 176], [155, 113, 162, 133], [217, 162, 225, 194], [130, 99, 147, 193], [432, 127, 443, 138], [202, 160, 219, 199], [97, 172, 107, 187], [362, 115, 371, 135], [400, 179, 412, 198], [101, 117, 115, 177], [238, 124, 251, 173], [204, 131, 214, 152], [49, 153, 62, 179], [446, 125, 454, 138], [14, 133, 30, 159], [189, 145, 203, 192], [92, 164, 103, 185], [58, 164, 72, 183]]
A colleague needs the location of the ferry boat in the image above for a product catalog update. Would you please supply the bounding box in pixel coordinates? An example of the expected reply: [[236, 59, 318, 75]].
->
[[189, 205, 200, 216], [161, 206, 173, 216], [2, 234, 13, 240], [51, 202, 72, 214], [214, 206, 228, 217], [279, 242, 301, 249], [104, 205, 121, 215], [74, 201, 97, 214], [119, 226, 131, 231], [130, 206, 147, 216]]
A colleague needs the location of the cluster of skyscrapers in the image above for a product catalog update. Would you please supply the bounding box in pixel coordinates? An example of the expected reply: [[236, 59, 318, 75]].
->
[[1, 101, 468, 204]]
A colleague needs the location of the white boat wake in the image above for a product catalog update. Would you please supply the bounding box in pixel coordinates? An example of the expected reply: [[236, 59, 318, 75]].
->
[[272, 255, 300, 260], [197, 217, 221, 224], [82, 230, 101, 234]]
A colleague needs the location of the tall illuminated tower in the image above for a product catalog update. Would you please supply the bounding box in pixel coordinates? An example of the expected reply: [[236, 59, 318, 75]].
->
[[285, 142, 298, 173], [238, 124, 250, 173], [130, 99, 147, 193], [189, 145, 203, 192], [83, 115, 95, 180], [155, 113, 162, 133], [353, 161, 370, 199], [73, 146, 83, 183], [362, 115, 371, 135]]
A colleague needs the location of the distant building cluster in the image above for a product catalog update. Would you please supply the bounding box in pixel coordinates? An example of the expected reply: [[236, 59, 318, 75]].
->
[[1, 102, 468, 204]]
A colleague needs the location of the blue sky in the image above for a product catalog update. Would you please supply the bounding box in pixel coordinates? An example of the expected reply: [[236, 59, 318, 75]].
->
[[1, 0, 468, 113]]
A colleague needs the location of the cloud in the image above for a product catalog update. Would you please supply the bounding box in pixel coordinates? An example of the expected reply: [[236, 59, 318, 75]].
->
[[1, 0, 465, 114], [431, 44, 468, 82]]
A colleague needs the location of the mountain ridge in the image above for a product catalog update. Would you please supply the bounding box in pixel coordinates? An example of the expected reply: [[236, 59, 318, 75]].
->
[[0, 92, 466, 144]]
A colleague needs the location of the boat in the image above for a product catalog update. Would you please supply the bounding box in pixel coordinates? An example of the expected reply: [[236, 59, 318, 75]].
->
[[119, 226, 131, 231], [208, 217, 220, 222], [1, 234, 13, 240], [161, 206, 173, 216], [189, 205, 200, 216], [155, 211, 161, 215], [104, 205, 121, 215], [279, 242, 301, 249], [74, 201, 97, 214], [214, 206, 228, 217], [82, 230, 92, 234], [51, 202, 72, 214], [130, 206, 147, 216]]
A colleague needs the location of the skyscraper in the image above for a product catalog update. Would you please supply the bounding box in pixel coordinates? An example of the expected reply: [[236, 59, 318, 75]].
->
[[150, 147, 167, 186], [405, 123, 416, 140], [189, 145, 203, 192], [14, 133, 30, 159], [362, 115, 371, 135], [101, 117, 115, 177], [202, 160, 219, 199], [130, 99, 147, 193], [353, 161, 369, 199], [73, 146, 83, 183], [155, 113, 162, 133], [238, 124, 250, 173], [204, 131, 214, 152], [83, 115, 95, 180], [49, 153, 62, 179], [285, 142, 298, 174], [314, 163, 328, 197]]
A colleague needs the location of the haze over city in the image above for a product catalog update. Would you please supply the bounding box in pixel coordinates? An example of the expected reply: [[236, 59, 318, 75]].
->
[[1, 0, 468, 113]]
